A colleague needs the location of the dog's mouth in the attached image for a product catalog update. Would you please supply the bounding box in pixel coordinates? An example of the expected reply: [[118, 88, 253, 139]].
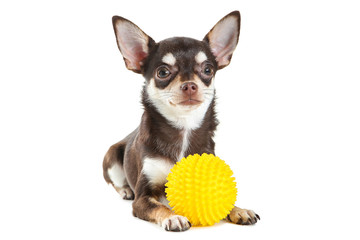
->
[[178, 99, 202, 106], [169, 98, 202, 106]]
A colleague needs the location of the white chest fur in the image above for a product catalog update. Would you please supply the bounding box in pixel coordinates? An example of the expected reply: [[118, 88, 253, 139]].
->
[[178, 129, 191, 161], [142, 126, 191, 187], [142, 157, 174, 186], [142, 128, 191, 187]]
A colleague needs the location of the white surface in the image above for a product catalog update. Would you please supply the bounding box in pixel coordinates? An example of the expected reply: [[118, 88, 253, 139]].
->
[[1, 0, 359, 239]]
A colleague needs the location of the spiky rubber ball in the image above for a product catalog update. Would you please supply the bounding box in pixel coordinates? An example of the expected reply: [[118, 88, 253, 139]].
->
[[165, 153, 237, 226]]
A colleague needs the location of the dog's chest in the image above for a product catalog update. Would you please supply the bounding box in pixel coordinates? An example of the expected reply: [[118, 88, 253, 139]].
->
[[149, 124, 192, 161], [178, 128, 191, 161], [142, 129, 191, 187]]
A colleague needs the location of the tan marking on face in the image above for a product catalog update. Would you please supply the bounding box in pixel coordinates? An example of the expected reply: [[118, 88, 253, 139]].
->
[[162, 53, 176, 66], [161, 75, 210, 105], [146, 75, 215, 130], [195, 51, 208, 64]]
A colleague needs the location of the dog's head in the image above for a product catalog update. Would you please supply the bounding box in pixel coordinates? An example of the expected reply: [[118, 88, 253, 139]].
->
[[112, 11, 240, 129]]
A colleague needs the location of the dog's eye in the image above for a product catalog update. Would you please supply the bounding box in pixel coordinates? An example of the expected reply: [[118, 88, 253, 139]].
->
[[156, 67, 171, 79], [202, 64, 214, 77]]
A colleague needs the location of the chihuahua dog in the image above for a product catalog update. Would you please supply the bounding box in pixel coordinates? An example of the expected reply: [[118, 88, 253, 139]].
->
[[103, 11, 260, 231]]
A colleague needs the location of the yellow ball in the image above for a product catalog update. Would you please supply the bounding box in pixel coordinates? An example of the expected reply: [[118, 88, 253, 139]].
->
[[165, 153, 237, 226]]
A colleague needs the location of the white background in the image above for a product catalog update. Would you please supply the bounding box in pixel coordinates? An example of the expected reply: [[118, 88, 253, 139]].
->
[[1, 0, 359, 239]]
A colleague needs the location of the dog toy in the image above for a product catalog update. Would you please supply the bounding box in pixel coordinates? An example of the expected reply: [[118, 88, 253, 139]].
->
[[165, 153, 237, 226]]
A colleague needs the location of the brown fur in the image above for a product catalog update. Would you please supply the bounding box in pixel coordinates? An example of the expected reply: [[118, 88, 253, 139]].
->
[[103, 11, 259, 231], [226, 206, 260, 225]]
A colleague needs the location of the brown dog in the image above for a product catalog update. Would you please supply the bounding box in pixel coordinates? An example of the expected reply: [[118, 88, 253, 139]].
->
[[103, 11, 260, 231]]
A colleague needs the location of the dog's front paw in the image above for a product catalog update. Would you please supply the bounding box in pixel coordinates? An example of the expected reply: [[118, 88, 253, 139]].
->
[[226, 206, 260, 225], [161, 215, 191, 232]]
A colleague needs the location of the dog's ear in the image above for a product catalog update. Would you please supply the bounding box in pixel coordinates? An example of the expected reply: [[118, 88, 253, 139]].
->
[[112, 16, 155, 73], [203, 11, 241, 69]]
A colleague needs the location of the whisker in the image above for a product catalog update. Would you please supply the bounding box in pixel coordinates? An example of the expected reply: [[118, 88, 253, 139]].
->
[[157, 93, 173, 97], [157, 94, 173, 98]]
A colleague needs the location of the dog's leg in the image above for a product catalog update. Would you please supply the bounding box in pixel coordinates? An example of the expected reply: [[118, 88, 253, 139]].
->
[[226, 206, 260, 225], [132, 195, 191, 232], [132, 174, 191, 232], [103, 140, 134, 200]]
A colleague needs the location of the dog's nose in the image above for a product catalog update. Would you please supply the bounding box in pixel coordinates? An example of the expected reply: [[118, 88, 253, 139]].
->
[[180, 82, 198, 96]]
